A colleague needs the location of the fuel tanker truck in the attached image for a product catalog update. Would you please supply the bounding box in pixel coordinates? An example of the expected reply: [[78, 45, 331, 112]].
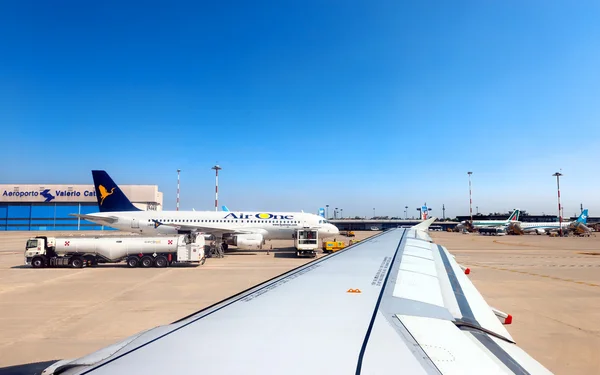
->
[[24, 234, 205, 268]]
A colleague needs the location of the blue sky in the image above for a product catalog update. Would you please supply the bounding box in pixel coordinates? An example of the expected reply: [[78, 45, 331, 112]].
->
[[1, 1, 599, 218]]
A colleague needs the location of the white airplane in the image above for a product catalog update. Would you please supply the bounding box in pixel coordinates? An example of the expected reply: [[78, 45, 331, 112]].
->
[[470, 209, 521, 228], [13, 218, 553, 374], [71, 171, 339, 251], [517, 209, 588, 235]]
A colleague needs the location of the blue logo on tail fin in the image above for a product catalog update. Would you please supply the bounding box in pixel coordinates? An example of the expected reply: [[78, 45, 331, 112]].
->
[[222, 205, 230, 212], [91, 170, 141, 212], [577, 209, 588, 224]]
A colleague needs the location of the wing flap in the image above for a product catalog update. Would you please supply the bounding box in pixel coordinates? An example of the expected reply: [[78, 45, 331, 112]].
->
[[394, 270, 445, 307], [398, 315, 512, 375], [360, 312, 432, 374]]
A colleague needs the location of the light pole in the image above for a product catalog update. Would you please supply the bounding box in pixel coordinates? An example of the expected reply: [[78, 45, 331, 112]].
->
[[176, 169, 181, 211], [334, 207, 338, 219], [326, 205, 329, 219], [211, 165, 222, 211], [340, 208, 343, 219], [373, 208, 375, 219], [405, 206, 408, 219], [442, 204, 445, 220], [467, 171, 473, 223], [476, 206, 479, 215], [553, 172, 563, 236]]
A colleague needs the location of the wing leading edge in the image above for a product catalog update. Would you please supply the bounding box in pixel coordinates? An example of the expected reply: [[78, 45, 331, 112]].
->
[[36, 223, 553, 375]]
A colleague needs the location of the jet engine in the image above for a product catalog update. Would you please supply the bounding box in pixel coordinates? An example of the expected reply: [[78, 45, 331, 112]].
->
[[535, 228, 546, 235], [227, 234, 265, 250]]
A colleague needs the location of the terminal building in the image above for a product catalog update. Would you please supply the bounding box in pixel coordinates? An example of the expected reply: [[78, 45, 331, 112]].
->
[[0, 184, 163, 231]]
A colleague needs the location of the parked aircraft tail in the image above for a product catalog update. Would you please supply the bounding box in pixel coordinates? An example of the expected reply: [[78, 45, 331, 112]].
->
[[508, 209, 520, 222], [576, 209, 588, 224], [91, 170, 141, 212], [222, 205, 230, 212]]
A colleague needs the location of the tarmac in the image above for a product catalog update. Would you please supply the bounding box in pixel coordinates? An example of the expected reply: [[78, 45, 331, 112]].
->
[[0, 230, 599, 374]]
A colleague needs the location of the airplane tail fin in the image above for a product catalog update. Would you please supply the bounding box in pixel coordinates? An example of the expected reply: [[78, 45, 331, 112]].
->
[[508, 209, 520, 222], [222, 205, 229, 212], [577, 209, 588, 224], [91, 170, 141, 212]]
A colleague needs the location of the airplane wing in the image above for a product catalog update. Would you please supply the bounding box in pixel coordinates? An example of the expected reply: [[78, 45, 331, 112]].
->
[[30, 218, 553, 375]]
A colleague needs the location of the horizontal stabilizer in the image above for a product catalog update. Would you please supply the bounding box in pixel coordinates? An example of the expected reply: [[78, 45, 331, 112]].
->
[[69, 214, 118, 224]]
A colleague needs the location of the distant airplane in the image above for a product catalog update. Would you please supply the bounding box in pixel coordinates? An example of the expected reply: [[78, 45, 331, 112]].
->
[[517, 209, 588, 235], [14, 218, 553, 374], [470, 209, 520, 228], [71, 171, 339, 251]]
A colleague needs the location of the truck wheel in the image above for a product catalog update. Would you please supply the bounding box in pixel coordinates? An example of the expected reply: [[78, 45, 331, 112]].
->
[[140, 256, 153, 268], [127, 257, 139, 268], [70, 257, 84, 268], [154, 256, 168, 268], [32, 256, 46, 269]]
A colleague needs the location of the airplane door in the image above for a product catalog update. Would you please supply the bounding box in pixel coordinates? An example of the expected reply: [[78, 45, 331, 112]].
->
[[132, 218, 139, 229]]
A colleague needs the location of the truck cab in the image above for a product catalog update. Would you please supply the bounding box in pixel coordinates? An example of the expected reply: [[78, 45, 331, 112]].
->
[[25, 237, 54, 267]]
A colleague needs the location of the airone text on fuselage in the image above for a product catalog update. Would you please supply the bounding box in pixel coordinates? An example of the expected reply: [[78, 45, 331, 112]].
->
[[224, 213, 294, 220]]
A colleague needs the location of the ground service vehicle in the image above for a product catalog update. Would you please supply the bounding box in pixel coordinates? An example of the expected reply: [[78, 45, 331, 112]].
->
[[478, 227, 507, 236], [294, 229, 318, 257], [322, 240, 346, 253], [25, 234, 205, 268]]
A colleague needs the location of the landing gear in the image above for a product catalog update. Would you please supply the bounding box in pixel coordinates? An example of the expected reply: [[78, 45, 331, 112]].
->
[[209, 236, 225, 258]]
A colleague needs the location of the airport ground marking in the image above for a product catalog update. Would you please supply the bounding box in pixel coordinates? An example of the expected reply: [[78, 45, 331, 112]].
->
[[492, 240, 544, 248], [467, 263, 600, 288]]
